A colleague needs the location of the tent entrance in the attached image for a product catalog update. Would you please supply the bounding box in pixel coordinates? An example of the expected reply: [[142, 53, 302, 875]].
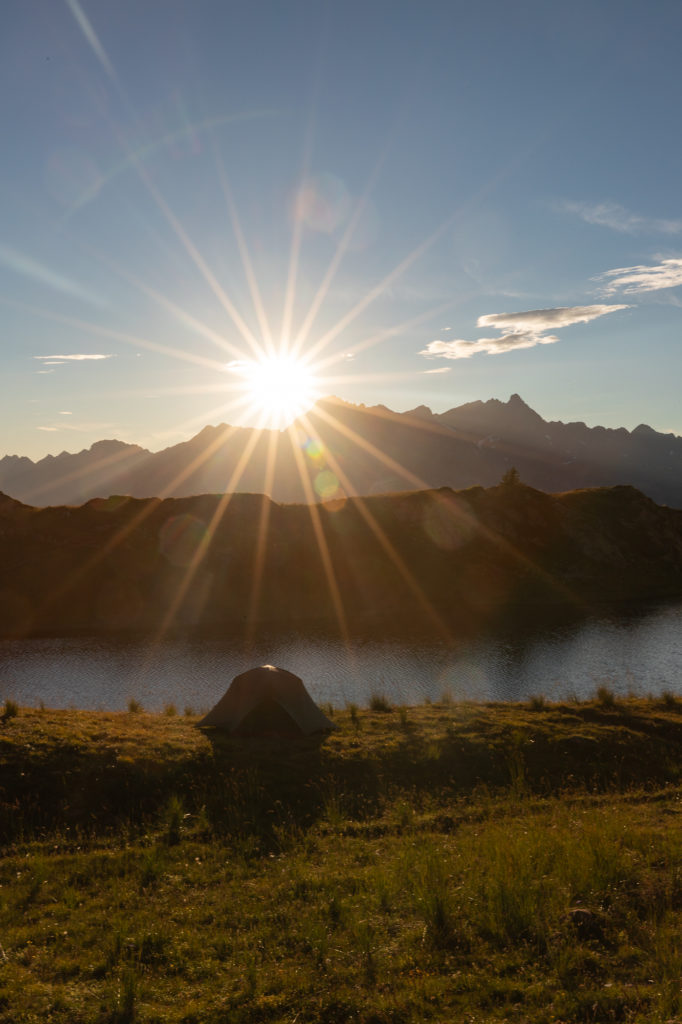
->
[[235, 697, 304, 737]]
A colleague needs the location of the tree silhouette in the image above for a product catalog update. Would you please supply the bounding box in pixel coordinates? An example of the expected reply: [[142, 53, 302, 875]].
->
[[501, 466, 521, 487]]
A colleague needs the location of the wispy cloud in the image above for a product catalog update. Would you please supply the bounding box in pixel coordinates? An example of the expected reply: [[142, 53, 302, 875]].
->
[[595, 257, 682, 296], [421, 334, 558, 359], [422, 366, 452, 374], [558, 200, 682, 235], [34, 353, 114, 362], [38, 420, 115, 434], [419, 304, 629, 361]]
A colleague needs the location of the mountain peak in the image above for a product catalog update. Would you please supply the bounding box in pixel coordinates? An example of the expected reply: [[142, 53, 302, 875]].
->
[[632, 423, 656, 436], [89, 439, 142, 455], [404, 404, 435, 421]]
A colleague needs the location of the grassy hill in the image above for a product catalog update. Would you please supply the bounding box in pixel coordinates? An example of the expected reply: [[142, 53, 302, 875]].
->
[[2, 480, 682, 639], [3, 695, 682, 1021]]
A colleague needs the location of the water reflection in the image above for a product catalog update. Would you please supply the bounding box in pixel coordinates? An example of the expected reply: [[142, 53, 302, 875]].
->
[[1, 603, 681, 711]]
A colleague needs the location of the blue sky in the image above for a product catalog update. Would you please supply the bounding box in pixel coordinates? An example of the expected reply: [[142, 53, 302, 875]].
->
[[2, 0, 682, 460]]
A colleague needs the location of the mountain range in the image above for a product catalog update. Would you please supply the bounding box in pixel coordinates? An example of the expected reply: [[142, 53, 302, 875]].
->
[[2, 394, 682, 508]]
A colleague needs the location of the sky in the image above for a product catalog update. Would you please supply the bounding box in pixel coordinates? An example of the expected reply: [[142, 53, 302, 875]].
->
[[2, 0, 682, 461]]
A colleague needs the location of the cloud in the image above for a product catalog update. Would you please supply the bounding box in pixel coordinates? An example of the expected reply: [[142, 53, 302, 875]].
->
[[421, 333, 559, 360], [37, 426, 59, 432], [34, 353, 114, 361], [422, 366, 452, 374], [477, 305, 629, 333], [59, 411, 73, 415], [419, 304, 629, 361], [558, 200, 682, 235], [595, 257, 682, 296]]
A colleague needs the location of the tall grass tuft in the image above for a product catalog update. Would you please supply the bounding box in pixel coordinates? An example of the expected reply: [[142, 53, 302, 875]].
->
[[2, 698, 18, 722], [127, 698, 143, 714], [112, 967, 138, 1023], [163, 794, 184, 845], [139, 847, 165, 890], [413, 845, 455, 949], [353, 919, 377, 984]]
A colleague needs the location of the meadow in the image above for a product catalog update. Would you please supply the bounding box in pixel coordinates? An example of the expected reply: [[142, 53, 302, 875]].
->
[[3, 693, 682, 1022]]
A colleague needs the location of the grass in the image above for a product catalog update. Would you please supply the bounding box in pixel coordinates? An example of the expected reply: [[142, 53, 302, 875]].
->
[[2, 695, 682, 1021]]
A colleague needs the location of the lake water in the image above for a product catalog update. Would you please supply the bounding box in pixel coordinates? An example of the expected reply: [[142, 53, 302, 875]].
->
[[1, 602, 681, 711]]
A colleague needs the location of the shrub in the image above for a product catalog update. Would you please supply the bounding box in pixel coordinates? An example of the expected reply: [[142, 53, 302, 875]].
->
[[369, 693, 391, 713], [127, 698, 143, 714], [596, 685, 616, 709], [528, 694, 545, 711]]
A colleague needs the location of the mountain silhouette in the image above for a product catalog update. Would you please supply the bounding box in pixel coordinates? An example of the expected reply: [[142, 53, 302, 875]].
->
[[1, 395, 681, 508], [1, 482, 681, 639]]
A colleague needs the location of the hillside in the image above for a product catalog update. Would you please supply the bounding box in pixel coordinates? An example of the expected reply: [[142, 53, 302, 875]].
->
[[1, 480, 681, 638], [2, 394, 682, 508]]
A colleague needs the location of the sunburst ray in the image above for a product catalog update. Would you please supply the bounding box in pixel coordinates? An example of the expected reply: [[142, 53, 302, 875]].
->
[[244, 429, 280, 648], [285, 424, 351, 645], [298, 413, 453, 640]]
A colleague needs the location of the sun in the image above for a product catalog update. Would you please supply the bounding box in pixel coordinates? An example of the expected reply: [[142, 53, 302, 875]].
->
[[228, 352, 319, 428]]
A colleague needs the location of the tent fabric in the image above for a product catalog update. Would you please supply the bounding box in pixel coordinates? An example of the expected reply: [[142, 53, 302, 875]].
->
[[198, 664, 336, 735]]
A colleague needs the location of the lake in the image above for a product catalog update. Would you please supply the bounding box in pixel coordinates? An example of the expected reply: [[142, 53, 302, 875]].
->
[[1, 602, 681, 711]]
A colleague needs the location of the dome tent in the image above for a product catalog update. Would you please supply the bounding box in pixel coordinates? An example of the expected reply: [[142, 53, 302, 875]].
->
[[198, 664, 336, 736]]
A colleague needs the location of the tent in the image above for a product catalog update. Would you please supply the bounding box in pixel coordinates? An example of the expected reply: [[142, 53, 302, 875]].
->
[[198, 664, 336, 736]]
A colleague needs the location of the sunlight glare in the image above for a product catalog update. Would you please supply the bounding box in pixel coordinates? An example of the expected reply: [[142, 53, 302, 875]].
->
[[227, 352, 319, 429]]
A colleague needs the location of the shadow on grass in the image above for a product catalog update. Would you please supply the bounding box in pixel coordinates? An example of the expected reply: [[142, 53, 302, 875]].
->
[[5, 701, 682, 847]]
